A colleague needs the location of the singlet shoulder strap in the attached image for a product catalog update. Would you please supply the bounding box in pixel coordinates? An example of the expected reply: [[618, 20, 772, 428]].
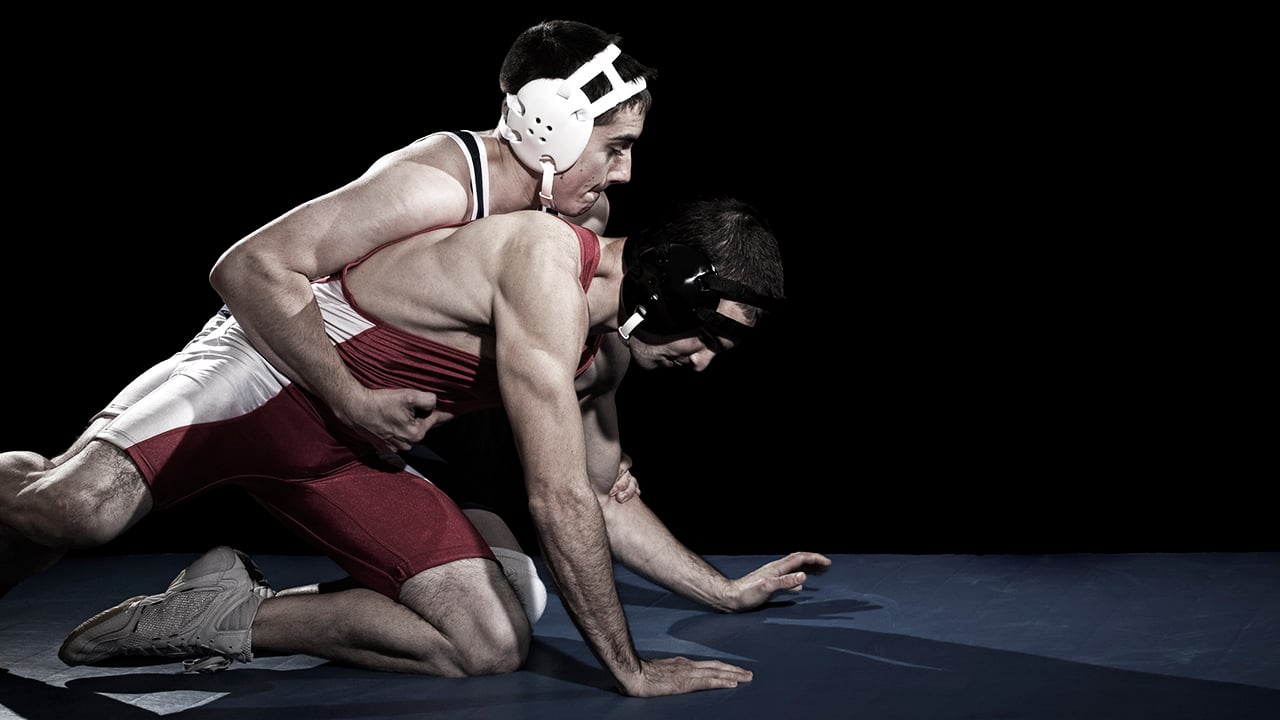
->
[[453, 130, 489, 220], [413, 130, 491, 220]]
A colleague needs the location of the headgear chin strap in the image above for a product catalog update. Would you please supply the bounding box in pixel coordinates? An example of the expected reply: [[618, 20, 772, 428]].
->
[[619, 241, 784, 342], [496, 44, 647, 212]]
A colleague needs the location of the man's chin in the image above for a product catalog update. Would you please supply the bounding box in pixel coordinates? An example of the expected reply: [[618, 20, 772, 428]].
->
[[559, 199, 595, 218], [562, 191, 602, 217]]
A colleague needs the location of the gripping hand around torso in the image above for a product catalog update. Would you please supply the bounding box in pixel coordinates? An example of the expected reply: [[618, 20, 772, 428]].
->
[[608, 453, 641, 503], [336, 386, 449, 452]]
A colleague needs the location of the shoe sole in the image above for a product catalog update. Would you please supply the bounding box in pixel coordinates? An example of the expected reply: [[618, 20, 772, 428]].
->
[[58, 595, 148, 665]]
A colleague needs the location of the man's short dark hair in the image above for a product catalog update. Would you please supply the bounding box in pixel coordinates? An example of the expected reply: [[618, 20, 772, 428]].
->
[[499, 20, 657, 125]]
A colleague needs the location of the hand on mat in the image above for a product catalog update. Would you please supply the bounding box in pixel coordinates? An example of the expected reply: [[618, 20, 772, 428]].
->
[[337, 387, 447, 452], [620, 657, 753, 697], [723, 552, 833, 611]]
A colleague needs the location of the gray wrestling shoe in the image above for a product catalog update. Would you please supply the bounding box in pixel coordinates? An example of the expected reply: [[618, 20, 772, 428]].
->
[[59, 546, 271, 671]]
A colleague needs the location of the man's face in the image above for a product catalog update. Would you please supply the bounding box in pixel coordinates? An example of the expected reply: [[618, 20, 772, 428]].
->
[[628, 300, 753, 372], [553, 106, 647, 217]]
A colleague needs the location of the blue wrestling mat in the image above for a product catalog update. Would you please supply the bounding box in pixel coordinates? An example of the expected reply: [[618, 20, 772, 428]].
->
[[2, 552, 1278, 719]]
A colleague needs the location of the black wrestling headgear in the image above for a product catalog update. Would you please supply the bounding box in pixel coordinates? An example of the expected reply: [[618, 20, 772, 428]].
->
[[619, 239, 783, 342]]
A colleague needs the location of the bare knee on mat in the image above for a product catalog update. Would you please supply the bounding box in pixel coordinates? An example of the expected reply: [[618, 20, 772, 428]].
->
[[399, 559, 531, 676]]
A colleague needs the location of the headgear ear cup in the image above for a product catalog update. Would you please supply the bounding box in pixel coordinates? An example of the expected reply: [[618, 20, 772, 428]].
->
[[497, 43, 647, 210], [499, 78, 594, 173], [621, 243, 718, 336], [620, 240, 786, 342]]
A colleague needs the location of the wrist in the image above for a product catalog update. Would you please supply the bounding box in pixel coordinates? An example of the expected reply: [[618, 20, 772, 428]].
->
[[321, 380, 366, 420], [707, 577, 738, 613]]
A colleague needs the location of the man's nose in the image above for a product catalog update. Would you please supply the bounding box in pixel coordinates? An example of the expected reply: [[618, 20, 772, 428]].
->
[[608, 154, 632, 185]]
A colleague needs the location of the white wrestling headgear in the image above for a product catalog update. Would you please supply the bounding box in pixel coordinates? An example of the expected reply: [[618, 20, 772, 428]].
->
[[496, 43, 647, 211]]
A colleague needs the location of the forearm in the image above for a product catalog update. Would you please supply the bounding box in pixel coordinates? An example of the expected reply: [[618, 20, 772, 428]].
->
[[213, 264, 358, 406], [599, 494, 734, 612], [529, 487, 644, 689]]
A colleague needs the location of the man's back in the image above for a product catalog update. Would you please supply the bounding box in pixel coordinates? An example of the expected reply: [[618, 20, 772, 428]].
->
[[326, 211, 607, 416]]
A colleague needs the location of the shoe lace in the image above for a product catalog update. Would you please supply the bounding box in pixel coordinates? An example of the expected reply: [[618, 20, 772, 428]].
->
[[124, 592, 251, 662]]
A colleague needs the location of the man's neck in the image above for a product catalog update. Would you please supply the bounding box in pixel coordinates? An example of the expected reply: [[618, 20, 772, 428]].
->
[[588, 236, 628, 334], [482, 129, 545, 213]]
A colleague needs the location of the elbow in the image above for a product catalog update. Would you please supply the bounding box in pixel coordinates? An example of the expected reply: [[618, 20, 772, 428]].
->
[[210, 243, 278, 304], [525, 488, 566, 523], [525, 478, 597, 525], [208, 248, 244, 299]]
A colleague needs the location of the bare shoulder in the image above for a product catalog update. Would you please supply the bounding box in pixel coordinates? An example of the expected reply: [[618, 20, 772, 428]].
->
[[358, 135, 473, 220], [485, 213, 590, 305]]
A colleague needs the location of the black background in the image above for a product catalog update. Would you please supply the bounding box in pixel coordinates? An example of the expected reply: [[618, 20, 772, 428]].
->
[[8, 11, 1268, 557]]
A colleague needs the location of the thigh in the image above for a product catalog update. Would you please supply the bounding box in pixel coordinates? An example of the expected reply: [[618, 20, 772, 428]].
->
[[248, 460, 496, 599], [96, 310, 231, 421], [55, 351, 186, 465], [60, 439, 148, 500], [97, 352, 182, 420], [25, 440, 152, 545], [95, 323, 339, 507]]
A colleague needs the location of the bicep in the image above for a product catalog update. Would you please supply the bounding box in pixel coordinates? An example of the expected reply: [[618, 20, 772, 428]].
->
[[492, 236, 593, 492], [222, 159, 471, 281]]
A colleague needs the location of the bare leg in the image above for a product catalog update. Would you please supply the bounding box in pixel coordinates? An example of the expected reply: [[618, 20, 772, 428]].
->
[[252, 557, 528, 676], [0, 442, 152, 597], [5, 349, 182, 596], [0, 451, 61, 596]]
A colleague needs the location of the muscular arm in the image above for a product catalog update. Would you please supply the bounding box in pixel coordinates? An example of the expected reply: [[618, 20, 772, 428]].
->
[[209, 143, 469, 449], [582, 335, 831, 613], [491, 221, 645, 689], [577, 336, 734, 610], [493, 219, 762, 696]]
